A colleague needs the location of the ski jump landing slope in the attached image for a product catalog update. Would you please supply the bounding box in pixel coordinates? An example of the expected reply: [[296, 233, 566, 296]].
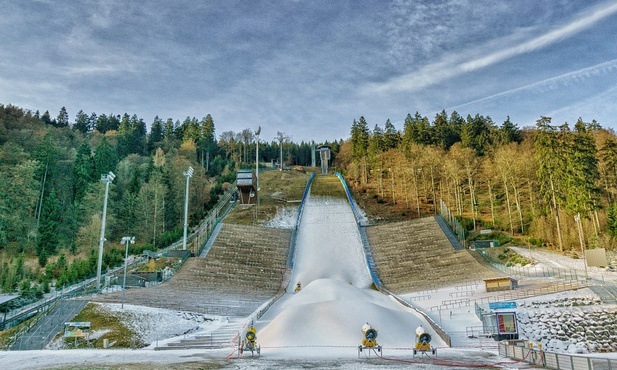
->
[[255, 190, 444, 353]]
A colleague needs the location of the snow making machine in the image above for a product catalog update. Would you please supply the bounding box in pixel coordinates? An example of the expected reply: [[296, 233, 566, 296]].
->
[[358, 322, 382, 357], [238, 325, 260, 357], [413, 325, 436, 356]]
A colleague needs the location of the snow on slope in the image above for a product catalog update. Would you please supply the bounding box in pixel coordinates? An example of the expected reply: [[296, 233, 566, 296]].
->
[[256, 194, 443, 350], [288, 196, 373, 289]]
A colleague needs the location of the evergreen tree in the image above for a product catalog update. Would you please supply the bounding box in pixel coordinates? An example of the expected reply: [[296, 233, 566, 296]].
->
[[383, 119, 400, 150], [461, 114, 495, 156], [41, 110, 52, 125], [369, 124, 385, 155], [94, 137, 118, 176], [402, 112, 432, 148], [88, 112, 98, 132], [350, 117, 370, 161], [72, 141, 95, 203], [199, 114, 216, 171], [56, 107, 69, 128], [497, 116, 522, 145], [563, 119, 600, 216], [534, 117, 568, 250], [148, 116, 164, 153], [74, 110, 89, 133], [37, 189, 61, 266]]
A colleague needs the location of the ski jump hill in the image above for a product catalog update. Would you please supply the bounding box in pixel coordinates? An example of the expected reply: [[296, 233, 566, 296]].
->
[[95, 172, 499, 351]]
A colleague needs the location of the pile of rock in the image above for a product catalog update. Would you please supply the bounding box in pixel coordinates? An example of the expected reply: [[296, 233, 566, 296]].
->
[[517, 297, 617, 353]]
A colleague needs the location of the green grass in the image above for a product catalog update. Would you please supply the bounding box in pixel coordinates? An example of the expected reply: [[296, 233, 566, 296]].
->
[[310, 174, 347, 198], [59, 303, 145, 349]]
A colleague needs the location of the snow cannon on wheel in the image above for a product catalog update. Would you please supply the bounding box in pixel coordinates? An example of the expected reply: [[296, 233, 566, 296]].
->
[[413, 325, 436, 356], [239, 326, 260, 357], [358, 322, 382, 357], [294, 281, 301, 292]]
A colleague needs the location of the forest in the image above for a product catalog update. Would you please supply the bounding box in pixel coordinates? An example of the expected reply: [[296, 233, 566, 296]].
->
[[3, 101, 615, 307], [0, 104, 337, 306], [337, 111, 617, 256]]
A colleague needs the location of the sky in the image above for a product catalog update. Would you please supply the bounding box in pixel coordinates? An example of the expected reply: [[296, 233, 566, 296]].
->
[[1, 0, 617, 143]]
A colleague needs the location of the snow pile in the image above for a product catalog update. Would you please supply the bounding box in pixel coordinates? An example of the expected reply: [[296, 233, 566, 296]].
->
[[258, 279, 436, 349], [256, 195, 440, 352]]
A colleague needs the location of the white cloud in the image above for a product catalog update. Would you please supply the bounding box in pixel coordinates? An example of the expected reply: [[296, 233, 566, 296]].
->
[[364, 0, 617, 95]]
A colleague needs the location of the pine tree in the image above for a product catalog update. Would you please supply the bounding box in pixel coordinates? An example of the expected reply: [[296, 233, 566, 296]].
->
[[94, 137, 118, 176], [383, 119, 400, 150], [74, 110, 89, 133], [148, 116, 164, 153], [37, 189, 61, 266], [56, 107, 69, 128], [73, 141, 95, 203]]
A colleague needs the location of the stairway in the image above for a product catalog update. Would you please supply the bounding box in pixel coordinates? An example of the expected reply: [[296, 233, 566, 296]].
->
[[156, 320, 245, 350]]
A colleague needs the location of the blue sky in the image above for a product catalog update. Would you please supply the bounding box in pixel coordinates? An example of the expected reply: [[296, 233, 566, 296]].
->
[[1, 0, 617, 142]]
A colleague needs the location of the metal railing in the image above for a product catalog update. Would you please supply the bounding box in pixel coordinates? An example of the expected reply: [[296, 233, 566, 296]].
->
[[499, 341, 614, 370], [288, 172, 315, 269], [334, 171, 381, 287]]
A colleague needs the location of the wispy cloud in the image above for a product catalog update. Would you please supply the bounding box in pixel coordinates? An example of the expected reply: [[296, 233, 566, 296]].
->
[[364, 0, 617, 95], [449, 58, 617, 110]]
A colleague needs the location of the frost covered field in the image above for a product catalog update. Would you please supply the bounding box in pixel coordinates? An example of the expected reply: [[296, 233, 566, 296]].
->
[[2, 195, 617, 368]]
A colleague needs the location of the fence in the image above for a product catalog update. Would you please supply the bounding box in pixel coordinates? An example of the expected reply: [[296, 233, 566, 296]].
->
[[439, 199, 466, 247], [498, 341, 614, 370], [187, 184, 237, 257]]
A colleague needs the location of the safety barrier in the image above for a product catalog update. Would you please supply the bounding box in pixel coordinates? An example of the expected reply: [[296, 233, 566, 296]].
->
[[334, 171, 382, 287], [288, 172, 315, 269], [498, 341, 614, 369]]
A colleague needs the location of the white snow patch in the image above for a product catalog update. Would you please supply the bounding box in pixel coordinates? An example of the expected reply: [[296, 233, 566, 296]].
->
[[264, 206, 298, 229]]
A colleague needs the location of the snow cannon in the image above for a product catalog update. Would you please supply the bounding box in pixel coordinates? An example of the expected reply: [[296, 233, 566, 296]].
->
[[358, 322, 382, 357], [238, 325, 260, 357], [294, 281, 302, 292], [413, 325, 436, 356]]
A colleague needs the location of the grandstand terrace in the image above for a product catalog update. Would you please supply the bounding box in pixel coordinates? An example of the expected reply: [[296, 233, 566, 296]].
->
[[366, 217, 499, 293], [95, 223, 292, 317]]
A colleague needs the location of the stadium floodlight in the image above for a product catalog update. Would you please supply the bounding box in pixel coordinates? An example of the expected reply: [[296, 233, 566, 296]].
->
[[96, 172, 115, 291], [182, 167, 194, 251], [255, 126, 261, 190], [121, 236, 135, 309]]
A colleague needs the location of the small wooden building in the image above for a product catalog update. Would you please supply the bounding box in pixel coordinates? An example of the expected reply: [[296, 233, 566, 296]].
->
[[236, 169, 257, 204], [483, 277, 518, 292]]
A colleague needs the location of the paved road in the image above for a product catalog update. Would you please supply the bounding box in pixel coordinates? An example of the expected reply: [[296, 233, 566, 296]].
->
[[9, 299, 89, 351]]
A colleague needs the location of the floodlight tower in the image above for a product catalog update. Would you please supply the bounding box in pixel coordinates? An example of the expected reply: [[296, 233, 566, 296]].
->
[[255, 126, 261, 190], [121, 236, 135, 309], [97, 171, 116, 291], [182, 166, 194, 251]]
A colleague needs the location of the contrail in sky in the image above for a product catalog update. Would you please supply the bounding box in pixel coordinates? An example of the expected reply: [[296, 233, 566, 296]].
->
[[449, 59, 617, 110]]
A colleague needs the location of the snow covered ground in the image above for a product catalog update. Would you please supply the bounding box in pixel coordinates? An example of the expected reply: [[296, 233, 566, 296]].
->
[[2, 192, 617, 369]]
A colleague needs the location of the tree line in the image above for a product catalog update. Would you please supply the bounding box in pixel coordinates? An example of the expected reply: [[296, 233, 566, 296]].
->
[[0, 104, 337, 304], [339, 111, 617, 253]]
